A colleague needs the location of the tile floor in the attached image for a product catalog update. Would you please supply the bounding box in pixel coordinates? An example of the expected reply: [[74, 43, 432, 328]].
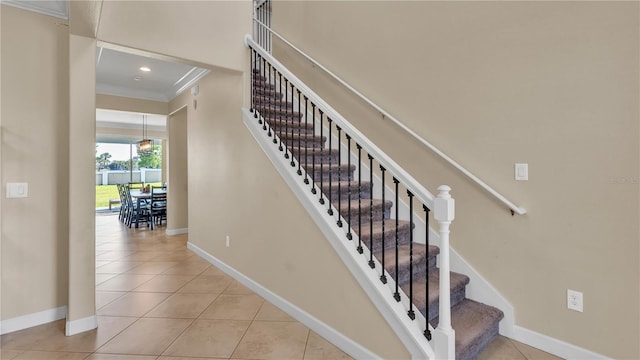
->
[[1, 214, 562, 360]]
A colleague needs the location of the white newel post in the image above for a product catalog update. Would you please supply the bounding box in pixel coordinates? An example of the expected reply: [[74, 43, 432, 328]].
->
[[434, 185, 456, 359]]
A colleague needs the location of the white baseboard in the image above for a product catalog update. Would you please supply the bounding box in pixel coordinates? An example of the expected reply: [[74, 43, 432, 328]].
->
[[65, 315, 98, 336], [511, 325, 612, 360], [166, 228, 188, 236], [0, 306, 67, 335], [187, 241, 380, 360]]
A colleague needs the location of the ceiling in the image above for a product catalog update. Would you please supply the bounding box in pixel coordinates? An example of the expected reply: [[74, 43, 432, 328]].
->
[[2, 0, 209, 141], [96, 47, 209, 103]]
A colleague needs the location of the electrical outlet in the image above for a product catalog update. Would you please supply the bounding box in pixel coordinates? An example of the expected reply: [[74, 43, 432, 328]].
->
[[226, 235, 230, 248], [567, 289, 583, 312]]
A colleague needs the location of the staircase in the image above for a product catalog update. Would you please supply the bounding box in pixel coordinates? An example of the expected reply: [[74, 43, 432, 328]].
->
[[252, 69, 504, 359]]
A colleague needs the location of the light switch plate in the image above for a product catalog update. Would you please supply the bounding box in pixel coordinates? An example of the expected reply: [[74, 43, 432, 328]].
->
[[515, 163, 528, 181], [7, 182, 28, 198]]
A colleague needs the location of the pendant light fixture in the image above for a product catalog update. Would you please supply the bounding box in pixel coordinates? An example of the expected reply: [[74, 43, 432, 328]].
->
[[137, 114, 152, 153]]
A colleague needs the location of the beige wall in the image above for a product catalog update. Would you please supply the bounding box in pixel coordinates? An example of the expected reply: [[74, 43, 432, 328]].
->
[[68, 33, 97, 325], [167, 107, 188, 231], [96, 94, 169, 116], [97, 1, 252, 73], [168, 72, 409, 359], [1, 5, 70, 320], [272, 2, 639, 359]]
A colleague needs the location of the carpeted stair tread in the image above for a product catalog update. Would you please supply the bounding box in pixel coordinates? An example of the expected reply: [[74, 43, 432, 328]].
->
[[449, 299, 504, 360], [310, 163, 356, 181], [265, 119, 313, 131], [375, 243, 427, 285], [356, 219, 412, 247], [402, 270, 470, 321], [319, 180, 373, 201]]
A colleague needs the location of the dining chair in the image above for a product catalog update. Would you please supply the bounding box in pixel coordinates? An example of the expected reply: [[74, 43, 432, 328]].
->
[[148, 186, 167, 230]]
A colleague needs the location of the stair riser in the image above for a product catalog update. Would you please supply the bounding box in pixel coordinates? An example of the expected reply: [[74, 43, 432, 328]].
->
[[254, 98, 292, 108], [255, 107, 303, 120], [427, 286, 467, 323], [295, 152, 340, 165], [253, 88, 282, 98], [282, 139, 325, 149], [319, 184, 371, 201], [266, 121, 314, 135], [344, 209, 392, 233], [312, 169, 354, 182]]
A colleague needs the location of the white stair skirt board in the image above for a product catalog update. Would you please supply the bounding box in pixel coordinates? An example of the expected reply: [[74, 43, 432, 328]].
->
[[0, 305, 67, 335], [512, 326, 612, 360], [166, 228, 188, 236], [242, 109, 433, 359], [66, 315, 98, 336], [187, 242, 381, 360]]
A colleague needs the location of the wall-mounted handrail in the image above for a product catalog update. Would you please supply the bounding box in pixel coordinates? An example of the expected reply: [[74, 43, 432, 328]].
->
[[251, 18, 527, 216]]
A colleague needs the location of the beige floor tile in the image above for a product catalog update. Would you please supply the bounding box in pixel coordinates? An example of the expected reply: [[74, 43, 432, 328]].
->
[[96, 261, 143, 274], [231, 321, 309, 360], [199, 294, 264, 320], [1, 320, 66, 350], [199, 266, 226, 277], [303, 332, 352, 360], [85, 354, 158, 360], [30, 316, 137, 353], [511, 339, 564, 360], [96, 273, 119, 285], [145, 293, 219, 319], [97, 318, 192, 355], [96, 260, 112, 268], [149, 252, 195, 262], [477, 336, 527, 360], [96, 251, 137, 261], [0, 349, 23, 360], [125, 262, 179, 275], [255, 302, 297, 322], [162, 319, 250, 358], [96, 274, 155, 292], [178, 274, 233, 294], [223, 280, 255, 295], [158, 356, 218, 360], [12, 350, 91, 359], [132, 275, 196, 293], [161, 261, 210, 276], [97, 292, 171, 317], [96, 291, 127, 310], [122, 251, 166, 262]]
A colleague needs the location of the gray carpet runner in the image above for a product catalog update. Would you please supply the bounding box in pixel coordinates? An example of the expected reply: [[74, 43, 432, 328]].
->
[[253, 71, 504, 360]]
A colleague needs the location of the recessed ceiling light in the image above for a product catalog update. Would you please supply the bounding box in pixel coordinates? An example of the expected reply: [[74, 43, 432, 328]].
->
[[133, 76, 143, 81], [140, 66, 151, 72]]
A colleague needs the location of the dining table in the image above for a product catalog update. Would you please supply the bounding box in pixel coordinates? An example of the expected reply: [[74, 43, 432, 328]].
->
[[130, 189, 167, 228]]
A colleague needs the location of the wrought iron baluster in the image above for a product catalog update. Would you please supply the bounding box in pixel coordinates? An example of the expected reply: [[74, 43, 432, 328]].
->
[[290, 82, 295, 166], [318, 110, 325, 205], [266, 63, 272, 137], [407, 190, 415, 320], [278, 73, 283, 151], [311, 104, 317, 195], [423, 204, 432, 340], [303, 96, 309, 184], [380, 165, 387, 284], [261, 57, 267, 129], [393, 177, 401, 302], [336, 126, 343, 227], [327, 117, 333, 215], [368, 154, 374, 269], [346, 135, 352, 239], [283, 78, 290, 159], [357, 144, 363, 254]]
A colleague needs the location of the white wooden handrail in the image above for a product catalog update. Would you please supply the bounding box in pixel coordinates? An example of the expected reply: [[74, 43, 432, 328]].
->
[[251, 18, 526, 216], [246, 34, 436, 209]]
